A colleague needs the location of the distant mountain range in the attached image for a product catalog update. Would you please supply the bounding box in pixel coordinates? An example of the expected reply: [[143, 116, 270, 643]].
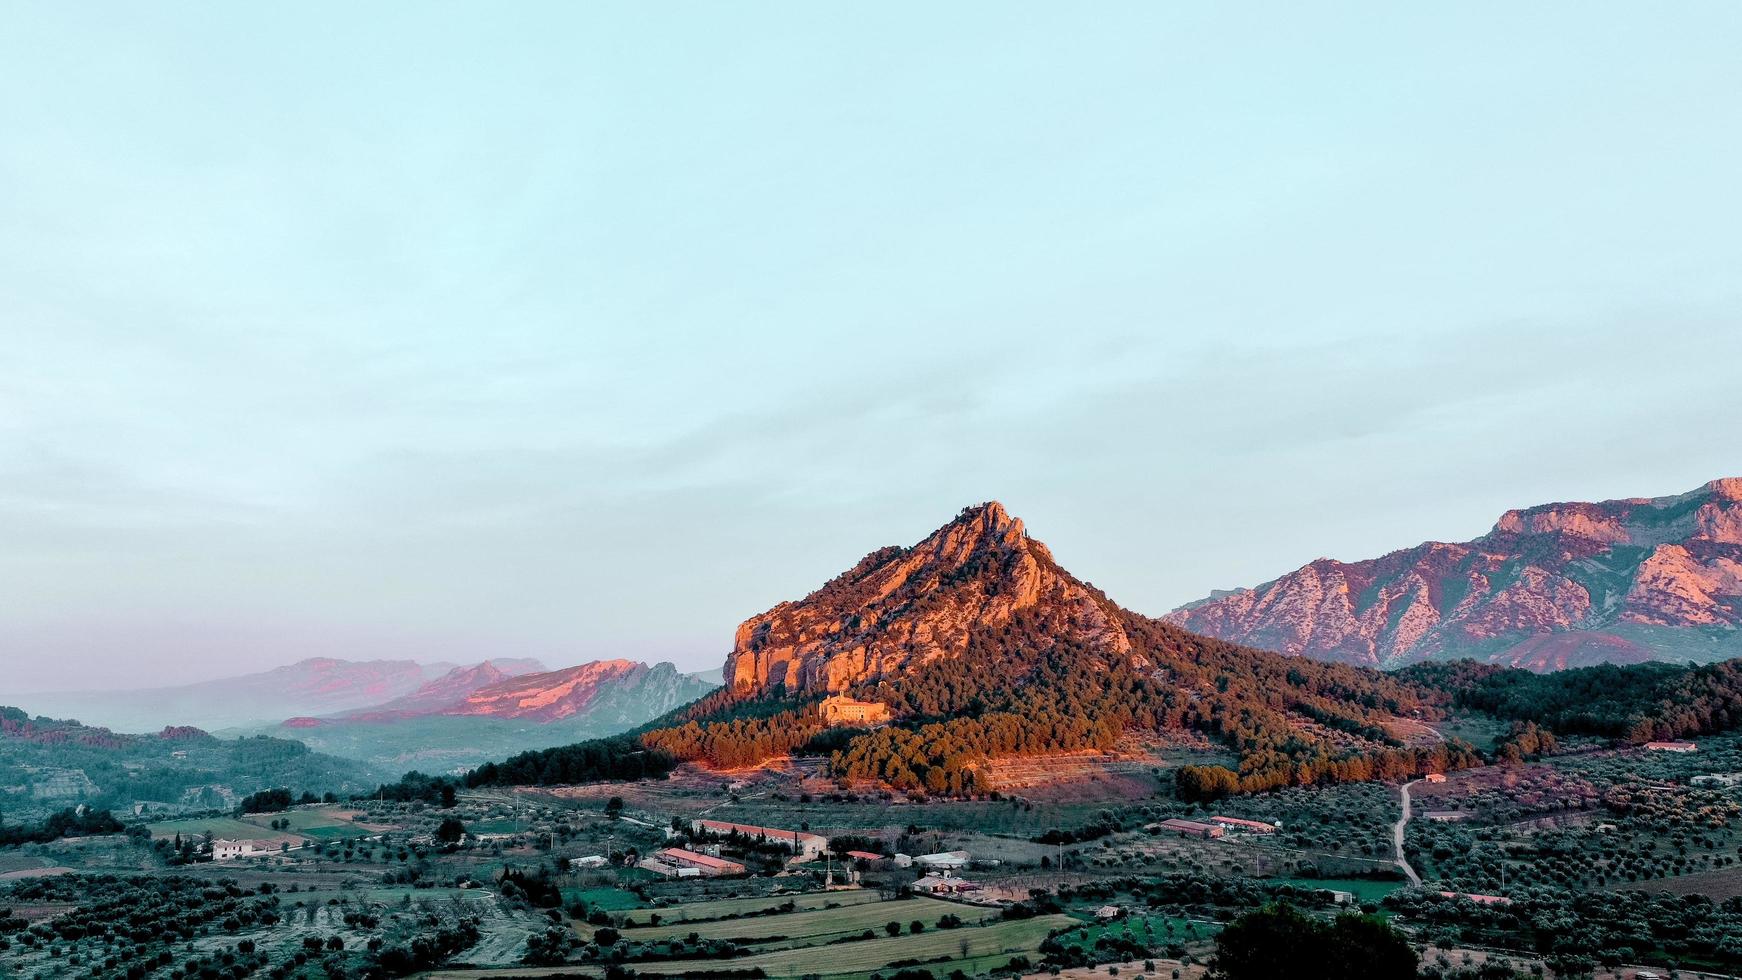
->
[[16, 657, 519, 732], [275, 658, 716, 770], [20, 652, 719, 772], [1167, 478, 1742, 671]]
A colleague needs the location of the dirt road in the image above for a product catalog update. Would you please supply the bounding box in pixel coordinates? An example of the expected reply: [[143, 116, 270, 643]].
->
[[1394, 779, 1422, 887]]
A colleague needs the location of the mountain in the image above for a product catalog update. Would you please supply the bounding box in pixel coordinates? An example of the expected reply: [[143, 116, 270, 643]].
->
[[16, 657, 495, 732], [1167, 478, 1742, 671], [619, 502, 1465, 797], [725, 502, 1132, 693], [317, 658, 549, 720], [276, 660, 718, 771]]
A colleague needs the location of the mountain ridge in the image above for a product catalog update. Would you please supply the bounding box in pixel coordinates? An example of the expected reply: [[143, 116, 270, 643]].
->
[[1166, 477, 1742, 670]]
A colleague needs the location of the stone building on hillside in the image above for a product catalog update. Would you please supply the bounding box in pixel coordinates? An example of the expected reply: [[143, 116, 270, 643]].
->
[[820, 694, 892, 726]]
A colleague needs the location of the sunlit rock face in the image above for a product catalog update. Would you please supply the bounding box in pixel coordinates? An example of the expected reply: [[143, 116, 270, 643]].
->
[[1168, 479, 1742, 671], [724, 502, 1133, 694]]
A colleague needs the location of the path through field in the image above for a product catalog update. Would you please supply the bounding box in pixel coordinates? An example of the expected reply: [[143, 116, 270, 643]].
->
[[1394, 779, 1422, 887]]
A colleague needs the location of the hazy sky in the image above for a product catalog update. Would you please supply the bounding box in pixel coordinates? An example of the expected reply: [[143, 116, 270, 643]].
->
[[5, 4, 1741, 692]]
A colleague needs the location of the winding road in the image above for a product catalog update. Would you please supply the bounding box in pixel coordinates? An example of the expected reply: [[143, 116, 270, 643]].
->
[[1393, 779, 1423, 887]]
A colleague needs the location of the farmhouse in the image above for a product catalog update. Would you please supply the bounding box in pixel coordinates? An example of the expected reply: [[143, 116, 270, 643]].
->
[[574, 855, 609, 869], [1424, 773, 1447, 784], [643, 847, 746, 877], [1645, 741, 1698, 753], [692, 819, 828, 859], [913, 850, 971, 870], [1095, 905, 1123, 920], [845, 850, 884, 862], [820, 694, 892, 726], [1155, 818, 1225, 839], [212, 839, 271, 860], [1209, 816, 1276, 834], [911, 873, 980, 895], [1422, 810, 1472, 823], [1692, 774, 1741, 788]]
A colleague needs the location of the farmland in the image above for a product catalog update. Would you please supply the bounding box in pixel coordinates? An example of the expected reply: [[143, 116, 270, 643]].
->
[[628, 912, 1074, 978], [145, 816, 295, 841], [613, 894, 998, 945]]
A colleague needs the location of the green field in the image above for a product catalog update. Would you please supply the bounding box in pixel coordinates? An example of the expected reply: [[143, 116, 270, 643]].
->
[[629, 913, 1075, 978], [617, 889, 883, 926], [240, 808, 362, 835], [564, 886, 645, 912], [145, 817, 293, 841], [621, 895, 989, 946], [1267, 876, 1402, 903]]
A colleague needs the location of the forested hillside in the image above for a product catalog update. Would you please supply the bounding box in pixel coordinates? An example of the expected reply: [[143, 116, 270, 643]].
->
[[0, 707, 377, 818]]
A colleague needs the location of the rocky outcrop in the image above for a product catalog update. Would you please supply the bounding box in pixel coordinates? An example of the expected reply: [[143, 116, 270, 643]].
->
[[1167, 478, 1742, 670], [723, 502, 1133, 694]]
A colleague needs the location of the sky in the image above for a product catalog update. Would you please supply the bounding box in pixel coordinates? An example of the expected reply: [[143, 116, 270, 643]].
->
[[4, 3, 1741, 693]]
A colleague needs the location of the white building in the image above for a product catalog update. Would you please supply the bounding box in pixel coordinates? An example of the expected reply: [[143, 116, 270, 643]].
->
[[913, 850, 970, 871], [212, 839, 265, 860]]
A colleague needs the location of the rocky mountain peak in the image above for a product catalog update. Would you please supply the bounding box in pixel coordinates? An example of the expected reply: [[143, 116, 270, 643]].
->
[[722, 503, 1129, 694]]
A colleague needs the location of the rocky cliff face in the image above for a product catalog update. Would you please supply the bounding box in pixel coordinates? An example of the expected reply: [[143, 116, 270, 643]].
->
[[723, 502, 1134, 693], [1167, 478, 1742, 670]]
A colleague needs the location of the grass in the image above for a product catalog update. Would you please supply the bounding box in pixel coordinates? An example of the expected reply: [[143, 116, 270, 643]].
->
[[619, 895, 990, 946], [1266, 876, 1403, 903], [616, 889, 883, 926], [628, 913, 1076, 977], [564, 886, 644, 912], [144, 817, 294, 841]]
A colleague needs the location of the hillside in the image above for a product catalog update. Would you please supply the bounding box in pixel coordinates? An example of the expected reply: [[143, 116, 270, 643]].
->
[[0, 706, 376, 821], [1167, 477, 1742, 670]]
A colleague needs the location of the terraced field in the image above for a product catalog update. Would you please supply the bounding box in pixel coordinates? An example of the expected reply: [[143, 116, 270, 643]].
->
[[630, 913, 1074, 978]]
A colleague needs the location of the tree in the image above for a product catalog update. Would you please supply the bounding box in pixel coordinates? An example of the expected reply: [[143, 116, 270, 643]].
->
[[439, 783, 457, 808], [435, 817, 466, 845], [1211, 904, 1415, 980]]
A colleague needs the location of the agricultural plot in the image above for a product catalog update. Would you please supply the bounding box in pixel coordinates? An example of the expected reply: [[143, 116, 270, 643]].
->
[[618, 887, 884, 926], [241, 807, 382, 840], [629, 913, 1075, 978], [1048, 912, 1219, 957], [621, 895, 994, 946], [145, 816, 297, 841], [1265, 876, 1402, 903]]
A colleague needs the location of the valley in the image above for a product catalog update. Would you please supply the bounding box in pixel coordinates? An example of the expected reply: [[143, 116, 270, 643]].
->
[[7, 495, 1742, 979]]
